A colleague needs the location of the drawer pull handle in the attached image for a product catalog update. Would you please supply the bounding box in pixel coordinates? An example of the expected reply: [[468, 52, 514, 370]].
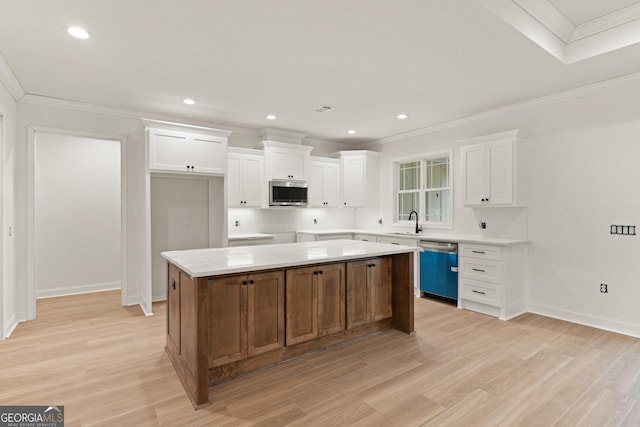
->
[[171, 279, 176, 290], [472, 268, 486, 273], [472, 250, 485, 254], [472, 290, 486, 295]]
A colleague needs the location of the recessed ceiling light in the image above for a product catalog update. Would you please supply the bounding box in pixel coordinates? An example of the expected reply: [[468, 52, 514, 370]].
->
[[67, 26, 90, 39], [347, 130, 357, 135], [266, 114, 277, 120], [397, 113, 409, 120], [183, 98, 195, 105]]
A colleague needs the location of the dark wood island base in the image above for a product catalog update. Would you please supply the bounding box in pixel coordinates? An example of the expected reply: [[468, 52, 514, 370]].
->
[[165, 251, 415, 409]]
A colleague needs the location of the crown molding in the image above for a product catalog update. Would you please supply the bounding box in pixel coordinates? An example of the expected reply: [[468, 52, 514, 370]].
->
[[18, 93, 260, 136], [377, 70, 640, 145], [482, 0, 640, 64], [570, 3, 640, 42], [0, 52, 26, 101]]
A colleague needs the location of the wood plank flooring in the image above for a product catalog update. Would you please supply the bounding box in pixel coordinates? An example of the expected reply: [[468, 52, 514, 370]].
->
[[1, 291, 640, 426]]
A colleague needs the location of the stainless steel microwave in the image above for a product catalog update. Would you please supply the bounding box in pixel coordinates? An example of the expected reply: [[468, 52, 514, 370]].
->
[[269, 180, 308, 206]]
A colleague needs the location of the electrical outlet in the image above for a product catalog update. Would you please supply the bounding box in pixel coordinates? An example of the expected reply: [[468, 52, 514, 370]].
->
[[235, 220, 240, 227], [600, 283, 608, 293], [313, 219, 317, 224], [479, 222, 487, 229]]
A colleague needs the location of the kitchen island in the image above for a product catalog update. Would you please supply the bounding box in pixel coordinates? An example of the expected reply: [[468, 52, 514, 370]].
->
[[161, 240, 419, 408]]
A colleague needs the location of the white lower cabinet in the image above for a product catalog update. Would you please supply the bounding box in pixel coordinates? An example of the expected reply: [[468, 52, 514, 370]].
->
[[458, 243, 526, 320]]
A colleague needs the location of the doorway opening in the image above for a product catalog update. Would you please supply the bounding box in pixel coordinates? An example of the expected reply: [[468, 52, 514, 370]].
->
[[28, 129, 126, 319]]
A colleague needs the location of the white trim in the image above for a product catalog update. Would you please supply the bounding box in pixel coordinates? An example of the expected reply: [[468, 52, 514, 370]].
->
[[27, 126, 128, 320], [391, 149, 454, 229], [19, 94, 256, 136], [0, 52, 25, 101], [528, 303, 640, 339], [481, 0, 640, 64], [570, 3, 640, 42], [36, 282, 121, 299], [514, 0, 574, 42], [2, 311, 18, 340], [376, 71, 640, 145]]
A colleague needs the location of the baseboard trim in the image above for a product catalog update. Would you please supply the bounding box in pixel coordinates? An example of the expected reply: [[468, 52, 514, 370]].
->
[[527, 303, 640, 338], [152, 294, 167, 302], [2, 312, 19, 340], [36, 281, 121, 299]]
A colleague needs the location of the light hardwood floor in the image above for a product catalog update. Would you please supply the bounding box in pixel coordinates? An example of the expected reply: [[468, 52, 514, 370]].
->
[[2, 291, 640, 426]]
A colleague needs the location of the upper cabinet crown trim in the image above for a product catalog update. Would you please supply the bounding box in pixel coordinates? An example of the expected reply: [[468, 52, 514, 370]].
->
[[260, 140, 314, 153], [142, 118, 232, 139], [457, 129, 529, 147]]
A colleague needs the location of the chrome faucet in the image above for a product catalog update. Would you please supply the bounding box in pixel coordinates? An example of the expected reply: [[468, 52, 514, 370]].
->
[[408, 210, 422, 234]]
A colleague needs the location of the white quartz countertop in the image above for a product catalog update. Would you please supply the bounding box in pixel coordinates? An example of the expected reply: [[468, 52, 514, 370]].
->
[[161, 239, 419, 278], [296, 229, 528, 246]]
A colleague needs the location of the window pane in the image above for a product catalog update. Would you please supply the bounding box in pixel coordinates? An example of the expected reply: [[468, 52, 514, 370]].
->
[[425, 190, 450, 222], [398, 192, 418, 221], [399, 162, 420, 191], [426, 157, 449, 189]]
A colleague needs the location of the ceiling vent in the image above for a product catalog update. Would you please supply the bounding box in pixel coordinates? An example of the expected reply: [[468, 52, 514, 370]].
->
[[314, 104, 335, 113]]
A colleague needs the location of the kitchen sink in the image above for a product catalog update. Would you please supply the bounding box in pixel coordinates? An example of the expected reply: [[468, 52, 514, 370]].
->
[[388, 232, 422, 236]]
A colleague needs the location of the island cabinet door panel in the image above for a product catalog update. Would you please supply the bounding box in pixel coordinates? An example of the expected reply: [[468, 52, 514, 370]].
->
[[346, 260, 371, 328], [247, 271, 285, 357], [285, 267, 318, 345], [316, 263, 346, 337], [167, 264, 181, 353], [370, 257, 393, 321], [209, 276, 247, 367]]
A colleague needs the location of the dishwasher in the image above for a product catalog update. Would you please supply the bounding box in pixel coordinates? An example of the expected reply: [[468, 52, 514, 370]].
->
[[419, 241, 458, 302]]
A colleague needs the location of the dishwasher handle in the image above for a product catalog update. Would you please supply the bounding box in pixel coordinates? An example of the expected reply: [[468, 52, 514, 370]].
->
[[419, 241, 457, 253]]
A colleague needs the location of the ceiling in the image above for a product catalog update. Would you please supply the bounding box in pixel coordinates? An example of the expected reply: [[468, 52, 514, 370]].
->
[[1, 0, 640, 144]]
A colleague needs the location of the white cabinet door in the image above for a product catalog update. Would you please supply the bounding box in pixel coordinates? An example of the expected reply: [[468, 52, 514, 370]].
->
[[462, 137, 517, 206], [342, 156, 365, 207], [289, 151, 308, 180], [270, 149, 293, 179], [323, 163, 340, 207], [191, 135, 226, 174], [242, 155, 264, 207], [149, 130, 226, 175], [309, 161, 340, 207], [227, 152, 264, 207], [227, 154, 243, 207], [149, 131, 191, 173], [462, 144, 486, 206], [487, 140, 513, 205], [308, 163, 325, 207]]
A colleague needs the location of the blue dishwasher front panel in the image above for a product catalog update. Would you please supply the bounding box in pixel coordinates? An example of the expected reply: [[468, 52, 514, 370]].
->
[[419, 251, 458, 300]]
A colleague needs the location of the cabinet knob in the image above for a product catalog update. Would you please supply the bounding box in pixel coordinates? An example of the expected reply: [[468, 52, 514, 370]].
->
[[318, 270, 323, 275], [242, 280, 248, 285], [249, 279, 254, 284]]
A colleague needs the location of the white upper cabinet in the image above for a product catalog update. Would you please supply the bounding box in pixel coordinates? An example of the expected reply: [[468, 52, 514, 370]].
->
[[336, 150, 380, 208], [309, 158, 340, 207], [461, 130, 527, 207], [262, 141, 312, 181], [148, 126, 230, 175], [227, 148, 264, 207]]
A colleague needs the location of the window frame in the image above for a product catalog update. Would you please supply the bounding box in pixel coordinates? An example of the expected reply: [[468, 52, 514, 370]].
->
[[392, 149, 453, 230]]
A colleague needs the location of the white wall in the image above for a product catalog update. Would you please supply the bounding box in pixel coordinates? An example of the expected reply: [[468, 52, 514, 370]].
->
[[34, 132, 121, 297], [526, 122, 640, 335], [0, 80, 17, 339]]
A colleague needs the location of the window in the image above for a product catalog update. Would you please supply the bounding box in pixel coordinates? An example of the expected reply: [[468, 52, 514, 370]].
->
[[395, 152, 452, 227]]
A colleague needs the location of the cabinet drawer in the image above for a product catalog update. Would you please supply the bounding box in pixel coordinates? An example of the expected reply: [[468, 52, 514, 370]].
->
[[459, 257, 503, 283], [460, 277, 501, 307], [459, 244, 502, 261]]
